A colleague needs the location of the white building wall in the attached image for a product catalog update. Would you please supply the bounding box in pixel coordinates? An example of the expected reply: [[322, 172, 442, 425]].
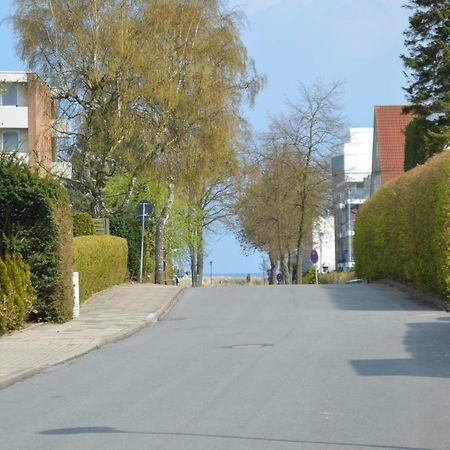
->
[[1, 73, 30, 140], [313, 215, 335, 272], [342, 128, 373, 183], [0, 72, 28, 83]]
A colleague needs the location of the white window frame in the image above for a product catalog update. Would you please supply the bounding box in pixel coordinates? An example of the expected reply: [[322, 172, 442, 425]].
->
[[0, 84, 18, 106], [1, 130, 20, 151]]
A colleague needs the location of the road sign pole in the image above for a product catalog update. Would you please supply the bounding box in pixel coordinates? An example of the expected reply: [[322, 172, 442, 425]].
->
[[139, 204, 145, 283], [315, 264, 318, 285]]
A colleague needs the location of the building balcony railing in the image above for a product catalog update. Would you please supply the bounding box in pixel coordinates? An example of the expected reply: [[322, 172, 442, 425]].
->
[[0, 106, 28, 129], [333, 187, 370, 204]]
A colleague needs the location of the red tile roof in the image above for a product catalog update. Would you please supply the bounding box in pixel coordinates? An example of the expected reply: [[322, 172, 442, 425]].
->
[[374, 105, 415, 183]]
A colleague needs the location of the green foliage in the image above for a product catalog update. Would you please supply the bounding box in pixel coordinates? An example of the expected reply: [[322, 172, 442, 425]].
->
[[318, 271, 356, 284], [302, 266, 317, 284], [0, 253, 36, 334], [401, 1, 450, 148], [404, 116, 446, 171], [12, 1, 262, 219], [354, 151, 450, 303], [0, 154, 73, 322], [109, 213, 152, 280], [73, 235, 128, 303], [72, 212, 95, 236]]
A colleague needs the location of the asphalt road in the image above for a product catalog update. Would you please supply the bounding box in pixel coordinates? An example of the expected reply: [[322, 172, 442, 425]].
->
[[1, 284, 449, 450]]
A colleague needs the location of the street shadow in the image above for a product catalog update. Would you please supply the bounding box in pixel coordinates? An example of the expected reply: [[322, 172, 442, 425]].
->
[[324, 285, 438, 312], [37, 427, 434, 450], [351, 321, 450, 378]]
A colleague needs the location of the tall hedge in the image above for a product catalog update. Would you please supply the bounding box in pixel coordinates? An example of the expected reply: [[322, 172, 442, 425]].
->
[[0, 155, 73, 322], [73, 212, 95, 236], [354, 151, 450, 303], [73, 235, 128, 303], [0, 253, 36, 334]]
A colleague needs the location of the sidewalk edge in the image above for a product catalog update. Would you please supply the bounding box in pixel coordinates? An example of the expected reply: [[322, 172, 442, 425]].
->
[[0, 287, 187, 390]]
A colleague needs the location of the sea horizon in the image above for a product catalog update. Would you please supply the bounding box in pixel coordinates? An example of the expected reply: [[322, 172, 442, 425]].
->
[[205, 272, 265, 278]]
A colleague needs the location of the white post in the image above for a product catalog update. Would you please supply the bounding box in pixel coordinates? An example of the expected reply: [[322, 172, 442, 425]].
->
[[139, 204, 145, 283], [72, 272, 80, 318], [315, 264, 319, 285]]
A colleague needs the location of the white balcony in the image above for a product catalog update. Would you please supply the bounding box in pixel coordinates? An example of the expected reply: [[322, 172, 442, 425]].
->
[[0, 106, 28, 129]]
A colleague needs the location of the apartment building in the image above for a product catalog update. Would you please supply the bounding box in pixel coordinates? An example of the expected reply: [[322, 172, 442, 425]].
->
[[0, 71, 57, 173], [332, 128, 373, 271]]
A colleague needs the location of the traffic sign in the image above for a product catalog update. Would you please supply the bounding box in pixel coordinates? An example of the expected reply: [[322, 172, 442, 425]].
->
[[276, 273, 283, 283], [310, 249, 319, 265], [137, 201, 152, 218]]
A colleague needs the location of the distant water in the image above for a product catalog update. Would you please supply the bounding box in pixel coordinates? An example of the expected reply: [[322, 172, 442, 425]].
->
[[210, 273, 264, 278]]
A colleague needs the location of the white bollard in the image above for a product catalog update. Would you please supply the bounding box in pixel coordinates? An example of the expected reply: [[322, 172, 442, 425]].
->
[[72, 272, 80, 318]]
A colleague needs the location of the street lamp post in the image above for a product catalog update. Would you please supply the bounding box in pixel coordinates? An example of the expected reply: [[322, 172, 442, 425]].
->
[[209, 261, 213, 286], [137, 201, 152, 283]]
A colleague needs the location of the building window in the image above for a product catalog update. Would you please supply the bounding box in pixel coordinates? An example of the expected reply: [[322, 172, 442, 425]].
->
[[2, 131, 19, 151], [1, 85, 18, 106]]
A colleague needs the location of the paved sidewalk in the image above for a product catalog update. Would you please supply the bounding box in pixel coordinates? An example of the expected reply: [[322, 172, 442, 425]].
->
[[0, 283, 184, 389]]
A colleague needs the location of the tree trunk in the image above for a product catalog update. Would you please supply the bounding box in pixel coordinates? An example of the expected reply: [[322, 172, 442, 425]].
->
[[155, 182, 175, 284], [295, 144, 312, 284], [269, 255, 277, 285], [189, 245, 197, 287], [295, 220, 305, 284], [196, 231, 204, 287], [288, 251, 293, 283], [91, 190, 107, 218], [281, 255, 290, 285]]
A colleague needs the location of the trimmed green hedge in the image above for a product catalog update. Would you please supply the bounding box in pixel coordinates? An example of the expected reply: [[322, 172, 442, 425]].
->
[[73, 235, 128, 303], [0, 154, 73, 322], [0, 253, 36, 334], [73, 212, 95, 236], [354, 151, 450, 303]]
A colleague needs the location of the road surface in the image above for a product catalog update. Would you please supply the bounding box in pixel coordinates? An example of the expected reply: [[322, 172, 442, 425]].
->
[[0, 284, 449, 449]]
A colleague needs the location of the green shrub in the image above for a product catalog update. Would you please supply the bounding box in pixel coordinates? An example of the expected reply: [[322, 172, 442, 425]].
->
[[0, 253, 36, 334], [318, 271, 355, 284], [404, 116, 444, 171], [302, 266, 317, 284], [109, 213, 152, 280], [73, 212, 95, 236], [0, 154, 73, 322], [354, 151, 450, 303], [73, 235, 128, 303]]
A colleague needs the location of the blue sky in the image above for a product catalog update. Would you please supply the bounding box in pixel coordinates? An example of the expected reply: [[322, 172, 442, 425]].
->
[[0, 0, 410, 275]]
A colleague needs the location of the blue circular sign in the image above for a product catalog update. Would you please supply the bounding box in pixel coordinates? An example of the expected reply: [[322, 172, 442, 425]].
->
[[310, 249, 319, 264]]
